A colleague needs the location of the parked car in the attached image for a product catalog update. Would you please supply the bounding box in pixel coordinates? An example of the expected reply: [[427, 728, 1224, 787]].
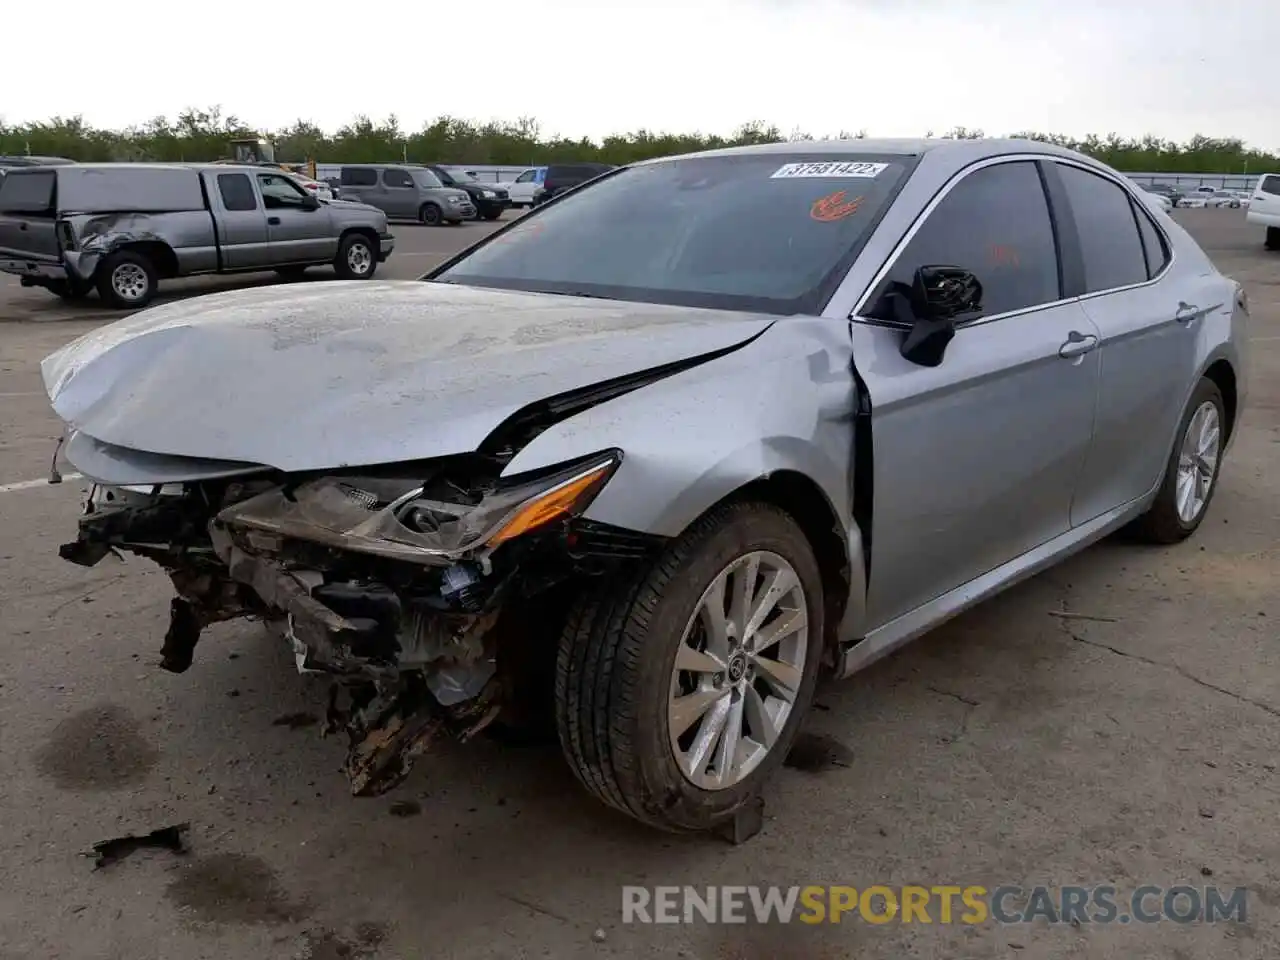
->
[[1140, 189, 1172, 213], [1248, 173, 1280, 249], [289, 173, 334, 202], [497, 166, 547, 207], [1142, 183, 1184, 207], [530, 162, 617, 207], [1203, 189, 1242, 209], [337, 164, 474, 225], [0, 163, 393, 308], [40, 139, 1247, 834], [427, 165, 511, 220]]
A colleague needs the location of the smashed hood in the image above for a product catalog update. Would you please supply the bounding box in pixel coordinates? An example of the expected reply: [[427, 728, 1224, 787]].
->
[[43, 281, 774, 473]]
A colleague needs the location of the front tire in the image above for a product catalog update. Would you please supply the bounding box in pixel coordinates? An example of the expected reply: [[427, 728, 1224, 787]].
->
[[555, 502, 824, 832], [1130, 377, 1226, 544], [95, 250, 158, 309], [483, 210, 503, 221], [419, 203, 443, 226], [1266, 227, 1280, 251], [333, 233, 377, 280]]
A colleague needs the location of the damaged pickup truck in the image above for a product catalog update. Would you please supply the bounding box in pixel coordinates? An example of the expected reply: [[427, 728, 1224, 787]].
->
[[43, 140, 1246, 833], [0, 162, 392, 309]]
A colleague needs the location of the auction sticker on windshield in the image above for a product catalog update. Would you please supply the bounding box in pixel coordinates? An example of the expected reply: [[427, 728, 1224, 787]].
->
[[771, 161, 888, 179]]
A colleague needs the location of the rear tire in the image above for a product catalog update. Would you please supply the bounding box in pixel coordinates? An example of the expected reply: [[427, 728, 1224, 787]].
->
[[555, 501, 824, 833], [1129, 377, 1226, 544], [419, 203, 443, 226], [1265, 227, 1280, 251], [95, 250, 158, 310], [333, 233, 377, 280]]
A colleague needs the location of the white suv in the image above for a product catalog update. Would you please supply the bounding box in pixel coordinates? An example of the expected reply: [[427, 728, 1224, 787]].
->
[[1246, 173, 1280, 250]]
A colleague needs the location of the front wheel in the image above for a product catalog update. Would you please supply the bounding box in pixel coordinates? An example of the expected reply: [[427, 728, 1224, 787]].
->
[[1129, 377, 1226, 544], [333, 234, 378, 280], [1265, 227, 1280, 251], [555, 501, 824, 832], [95, 250, 158, 309], [419, 203, 443, 226], [483, 210, 503, 221]]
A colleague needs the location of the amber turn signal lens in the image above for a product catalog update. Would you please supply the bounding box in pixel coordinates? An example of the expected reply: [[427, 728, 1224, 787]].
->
[[485, 462, 614, 547]]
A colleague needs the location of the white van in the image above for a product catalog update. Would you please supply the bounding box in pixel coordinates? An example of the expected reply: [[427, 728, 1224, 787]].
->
[[1246, 173, 1280, 250]]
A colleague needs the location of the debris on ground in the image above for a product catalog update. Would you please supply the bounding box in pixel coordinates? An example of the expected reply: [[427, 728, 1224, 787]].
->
[[272, 712, 319, 729], [1047, 610, 1120, 623], [85, 822, 190, 869], [388, 800, 422, 818]]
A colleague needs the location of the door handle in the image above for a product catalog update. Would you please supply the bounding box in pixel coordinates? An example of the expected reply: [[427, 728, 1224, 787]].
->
[[1174, 301, 1200, 324], [1058, 331, 1099, 359], [267, 216, 281, 225], [18, 222, 27, 231]]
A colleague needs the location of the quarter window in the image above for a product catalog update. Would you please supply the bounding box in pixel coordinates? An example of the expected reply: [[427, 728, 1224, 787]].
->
[[1133, 202, 1170, 279], [340, 167, 378, 187], [217, 173, 257, 211], [383, 168, 414, 188], [868, 160, 1060, 321], [1056, 164, 1148, 292]]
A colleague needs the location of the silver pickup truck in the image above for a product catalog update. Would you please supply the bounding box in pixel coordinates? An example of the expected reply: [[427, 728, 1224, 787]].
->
[[0, 163, 395, 309]]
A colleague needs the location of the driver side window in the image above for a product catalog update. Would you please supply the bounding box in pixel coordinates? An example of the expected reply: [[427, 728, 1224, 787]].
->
[[516, 170, 536, 183], [869, 160, 1061, 323], [256, 173, 308, 210]]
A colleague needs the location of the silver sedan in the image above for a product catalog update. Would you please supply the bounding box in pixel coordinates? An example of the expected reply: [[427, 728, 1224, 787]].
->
[[42, 138, 1249, 834]]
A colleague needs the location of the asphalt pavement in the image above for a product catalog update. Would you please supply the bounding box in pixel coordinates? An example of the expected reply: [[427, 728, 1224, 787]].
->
[[0, 209, 1278, 960]]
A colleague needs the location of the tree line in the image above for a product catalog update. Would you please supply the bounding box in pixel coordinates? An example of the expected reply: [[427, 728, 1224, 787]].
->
[[1, 108, 1275, 174]]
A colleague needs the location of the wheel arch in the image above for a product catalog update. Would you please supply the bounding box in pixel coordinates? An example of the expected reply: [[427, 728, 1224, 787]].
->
[[1202, 357, 1238, 441]]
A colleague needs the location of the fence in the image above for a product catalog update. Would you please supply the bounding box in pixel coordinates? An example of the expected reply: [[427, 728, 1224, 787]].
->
[[1125, 171, 1271, 192]]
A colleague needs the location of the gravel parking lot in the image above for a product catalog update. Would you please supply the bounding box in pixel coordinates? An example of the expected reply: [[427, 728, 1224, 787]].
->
[[0, 209, 1277, 960]]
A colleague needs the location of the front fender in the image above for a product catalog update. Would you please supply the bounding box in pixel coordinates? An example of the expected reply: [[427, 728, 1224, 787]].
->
[[499, 316, 859, 543]]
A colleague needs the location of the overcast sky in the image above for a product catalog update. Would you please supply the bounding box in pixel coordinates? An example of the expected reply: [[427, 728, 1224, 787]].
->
[[3, 0, 1273, 149]]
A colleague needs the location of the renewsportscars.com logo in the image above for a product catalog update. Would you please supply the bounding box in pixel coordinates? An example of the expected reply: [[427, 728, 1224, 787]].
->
[[621, 885, 1249, 926]]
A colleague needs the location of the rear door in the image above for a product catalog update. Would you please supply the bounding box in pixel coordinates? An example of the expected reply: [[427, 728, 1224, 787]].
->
[[851, 158, 1102, 628], [1049, 160, 1213, 523], [337, 166, 383, 211], [210, 171, 272, 269], [0, 168, 61, 265], [255, 172, 336, 262]]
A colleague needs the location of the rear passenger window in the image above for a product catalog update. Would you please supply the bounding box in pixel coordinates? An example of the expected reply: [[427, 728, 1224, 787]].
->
[[869, 160, 1060, 321], [0, 170, 55, 214], [383, 169, 414, 188], [1056, 164, 1149, 292], [217, 173, 257, 212], [1133, 203, 1169, 279], [340, 167, 377, 187]]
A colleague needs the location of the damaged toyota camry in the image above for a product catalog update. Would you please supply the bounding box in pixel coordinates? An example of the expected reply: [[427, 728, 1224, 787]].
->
[[43, 139, 1248, 833]]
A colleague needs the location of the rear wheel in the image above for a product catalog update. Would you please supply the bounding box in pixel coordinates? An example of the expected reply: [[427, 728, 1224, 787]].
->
[[333, 233, 377, 280], [1130, 377, 1226, 544], [95, 250, 158, 309], [555, 502, 824, 832], [419, 203, 443, 226], [1265, 227, 1280, 251]]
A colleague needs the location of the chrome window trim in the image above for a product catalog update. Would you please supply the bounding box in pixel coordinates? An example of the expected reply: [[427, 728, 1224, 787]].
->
[[850, 152, 1176, 331]]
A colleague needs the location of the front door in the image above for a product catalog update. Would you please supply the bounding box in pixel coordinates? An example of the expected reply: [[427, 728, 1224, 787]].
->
[[255, 172, 336, 262], [852, 158, 1101, 629]]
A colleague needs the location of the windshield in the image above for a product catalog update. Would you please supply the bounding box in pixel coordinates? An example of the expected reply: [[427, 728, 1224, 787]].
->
[[431, 154, 912, 315], [412, 168, 443, 188]]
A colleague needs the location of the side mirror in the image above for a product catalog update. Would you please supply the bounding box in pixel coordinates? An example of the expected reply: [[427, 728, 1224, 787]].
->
[[300, 194, 321, 211], [897, 265, 983, 367]]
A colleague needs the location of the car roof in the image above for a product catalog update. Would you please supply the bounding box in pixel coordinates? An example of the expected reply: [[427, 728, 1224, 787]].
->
[[633, 137, 1102, 171]]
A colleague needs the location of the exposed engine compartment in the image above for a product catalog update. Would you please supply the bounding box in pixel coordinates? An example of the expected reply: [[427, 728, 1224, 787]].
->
[[59, 451, 664, 797]]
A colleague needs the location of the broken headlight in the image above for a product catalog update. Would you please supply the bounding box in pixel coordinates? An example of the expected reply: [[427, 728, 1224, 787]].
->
[[215, 451, 623, 564]]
